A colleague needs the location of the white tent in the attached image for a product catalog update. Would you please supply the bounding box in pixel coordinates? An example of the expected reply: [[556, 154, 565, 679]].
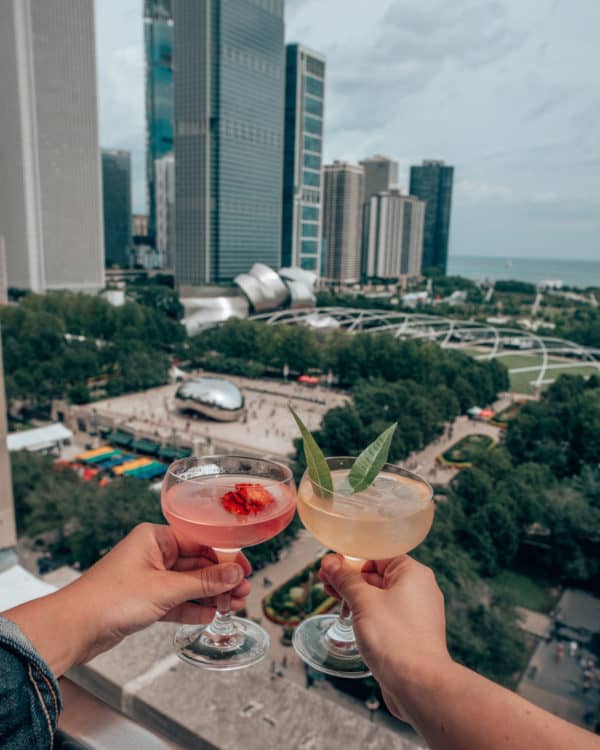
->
[[7, 423, 73, 453]]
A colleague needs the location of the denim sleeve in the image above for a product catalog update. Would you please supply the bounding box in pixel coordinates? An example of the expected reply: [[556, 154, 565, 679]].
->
[[0, 614, 62, 749]]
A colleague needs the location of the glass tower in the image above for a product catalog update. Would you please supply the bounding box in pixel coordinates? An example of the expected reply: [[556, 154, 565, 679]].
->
[[173, 0, 285, 288], [282, 43, 326, 273], [102, 150, 132, 268], [144, 0, 174, 244], [409, 160, 454, 274]]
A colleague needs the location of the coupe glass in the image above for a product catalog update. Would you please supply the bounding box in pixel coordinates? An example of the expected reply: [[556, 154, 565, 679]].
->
[[161, 455, 296, 670], [293, 457, 434, 678]]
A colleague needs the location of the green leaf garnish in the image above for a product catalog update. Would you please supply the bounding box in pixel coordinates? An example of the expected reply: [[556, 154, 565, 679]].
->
[[347, 422, 398, 493], [288, 406, 334, 499]]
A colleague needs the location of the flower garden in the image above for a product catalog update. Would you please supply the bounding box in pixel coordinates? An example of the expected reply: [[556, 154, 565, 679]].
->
[[439, 433, 495, 468], [263, 558, 337, 627]]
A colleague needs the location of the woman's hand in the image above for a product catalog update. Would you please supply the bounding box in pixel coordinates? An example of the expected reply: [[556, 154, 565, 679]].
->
[[319, 554, 451, 722], [3, 523, 251, 676]]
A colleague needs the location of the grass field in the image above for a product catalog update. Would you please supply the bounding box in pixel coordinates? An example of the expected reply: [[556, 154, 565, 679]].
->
[[488, 570, 558, 613], [508, 362, 600, 395], [451, 347, 599, 395]]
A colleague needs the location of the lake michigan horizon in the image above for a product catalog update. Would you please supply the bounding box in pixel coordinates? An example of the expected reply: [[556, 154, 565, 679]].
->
[[447, 255, 600, 289]]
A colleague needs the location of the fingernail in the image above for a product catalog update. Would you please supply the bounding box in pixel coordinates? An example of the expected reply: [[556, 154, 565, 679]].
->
[[221, 564, 243, 584], [325, 556, 342, 576]]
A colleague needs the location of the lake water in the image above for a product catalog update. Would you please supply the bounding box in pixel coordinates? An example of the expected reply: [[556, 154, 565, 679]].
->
[[447, 255, 600, 289]]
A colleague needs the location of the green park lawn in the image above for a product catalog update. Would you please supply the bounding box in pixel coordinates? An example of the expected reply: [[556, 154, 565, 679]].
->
[[488, 570, 558, 614], [508, 362, 600, 395], [457, 350, 599, 395]]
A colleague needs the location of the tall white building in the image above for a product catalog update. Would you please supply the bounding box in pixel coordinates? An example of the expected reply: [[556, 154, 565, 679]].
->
[[359, 155, 399, 202], [0, 0, 104, 292], [322, 162, 364, 284], [155, 153, 175, 268], [362, 189, 425, 280]]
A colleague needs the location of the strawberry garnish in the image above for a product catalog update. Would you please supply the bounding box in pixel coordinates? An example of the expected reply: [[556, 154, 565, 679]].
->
[[221, 483, 275, 515]]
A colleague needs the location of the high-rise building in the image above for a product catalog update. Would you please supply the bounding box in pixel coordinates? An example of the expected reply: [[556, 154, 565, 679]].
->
[[282, 43, 325, 274], [173, 0, 285, 290], [155, 153, 175, 268], [102, 150, 132, 268], [144, 0, 174, 244], [322, 162, 364, 284], [0, 0, 105, 292], [409, 160, 454, 273], [362, 189, 425, 280], [359, 155, 399, 202]]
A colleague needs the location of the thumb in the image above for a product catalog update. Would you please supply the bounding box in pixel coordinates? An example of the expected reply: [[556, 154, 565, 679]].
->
[[320, 555, 372, 611], [164, 563, 244, 604]]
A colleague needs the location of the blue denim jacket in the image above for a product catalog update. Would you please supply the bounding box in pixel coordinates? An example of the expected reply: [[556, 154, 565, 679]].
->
[[0, 615, 62, 749]]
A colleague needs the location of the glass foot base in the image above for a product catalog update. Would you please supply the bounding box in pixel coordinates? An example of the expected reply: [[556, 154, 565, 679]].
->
[[293, 615, 371, 679], [174, 618, 270, 671]]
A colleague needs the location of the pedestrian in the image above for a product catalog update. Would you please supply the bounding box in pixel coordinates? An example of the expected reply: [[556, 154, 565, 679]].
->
[[570, 640, 578, 657]]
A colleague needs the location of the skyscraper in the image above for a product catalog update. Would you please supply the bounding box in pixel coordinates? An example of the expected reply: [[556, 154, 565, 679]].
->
[[144, 0, 174, 244], [0, 0, 105, 292], [362, 189, 425, 280], [155, 153, 175, 268], [282, 43, 325, 273], [359, 155, 399, 202], [322, 162, 364, 284], [173, 0, 285, 290], [409, 160, 454, 273], [102, 150, 132, 268]]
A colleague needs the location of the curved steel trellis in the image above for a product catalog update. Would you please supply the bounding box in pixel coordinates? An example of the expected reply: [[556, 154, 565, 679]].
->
[[250, 307, 600, 391]]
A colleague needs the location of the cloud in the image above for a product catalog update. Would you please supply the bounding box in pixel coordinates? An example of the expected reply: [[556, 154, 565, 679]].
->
[[93, 0, 600, 259], [455, 180, 514, 203]]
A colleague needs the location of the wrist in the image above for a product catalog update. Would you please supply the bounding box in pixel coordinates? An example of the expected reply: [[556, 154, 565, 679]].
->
[[3, 584, 95, 677], [387, 653, 459, 721], [384, 648, 457, 701]]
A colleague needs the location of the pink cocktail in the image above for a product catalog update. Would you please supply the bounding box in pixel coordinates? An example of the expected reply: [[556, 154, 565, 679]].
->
[[161, 455, 296, 671], [162, 474, 296, 550]]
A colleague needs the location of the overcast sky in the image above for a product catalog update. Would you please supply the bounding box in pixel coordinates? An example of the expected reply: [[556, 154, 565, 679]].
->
[[95, 0, 600, 261]]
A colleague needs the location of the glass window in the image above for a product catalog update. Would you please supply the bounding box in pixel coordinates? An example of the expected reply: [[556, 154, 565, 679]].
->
[[306, 76, 323, 97], [305, 96, 323, 117], [304, 135, 321, 153], [301, 256, 317, 271], [303, 153, 321, 170], [304, 116, 322, 135], [301, 240, 318, 255], [302, 222, 318, 237], [303, 170, 320, 187], [306, 57, 325, 77], [302, 206, 319, 221]]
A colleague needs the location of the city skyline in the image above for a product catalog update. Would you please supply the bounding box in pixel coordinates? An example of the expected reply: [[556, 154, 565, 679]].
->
[[96, 0, 600, 262]]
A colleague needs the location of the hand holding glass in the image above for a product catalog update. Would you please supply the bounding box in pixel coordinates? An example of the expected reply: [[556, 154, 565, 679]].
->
[[293, 457, 434, 678], [161, 455, 296, 670]]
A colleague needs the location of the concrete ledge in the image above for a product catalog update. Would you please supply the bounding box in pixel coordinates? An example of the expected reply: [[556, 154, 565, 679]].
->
[[68, 623, 421, 750]]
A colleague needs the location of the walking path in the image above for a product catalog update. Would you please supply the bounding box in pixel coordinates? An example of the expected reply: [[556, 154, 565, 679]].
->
[[402, 394, 511, 486]]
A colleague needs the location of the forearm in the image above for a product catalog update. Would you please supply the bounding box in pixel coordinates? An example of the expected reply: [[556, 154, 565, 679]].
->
[[2, 583, 94, 678], [393, 661, 599, 750]]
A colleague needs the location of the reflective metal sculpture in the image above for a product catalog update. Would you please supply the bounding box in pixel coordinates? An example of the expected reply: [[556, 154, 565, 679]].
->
[[175, 377, 245, 422]]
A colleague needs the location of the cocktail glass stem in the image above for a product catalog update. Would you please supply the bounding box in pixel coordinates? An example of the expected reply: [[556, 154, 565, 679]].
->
[[325, 600, 357, 649], [201, 549, 240, 647]]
